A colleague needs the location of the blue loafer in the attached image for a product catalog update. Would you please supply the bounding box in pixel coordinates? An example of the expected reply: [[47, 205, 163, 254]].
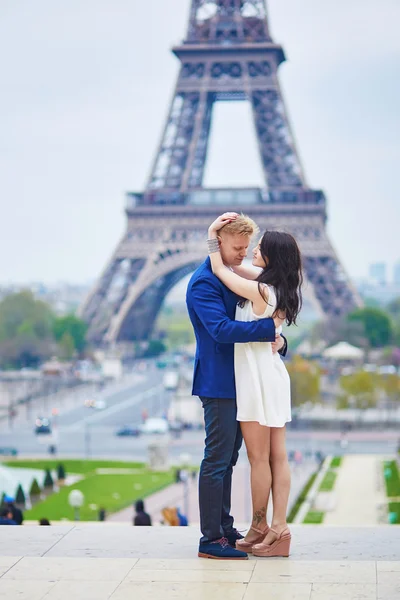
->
[[198, 537, 248, 559]]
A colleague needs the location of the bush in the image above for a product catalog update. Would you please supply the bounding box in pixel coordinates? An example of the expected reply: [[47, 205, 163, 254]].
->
[[15, 484, 26, 506], [29, 478, 41, 497], [57, 464, 66, 481], [330, 457, 342, 469], [44, 469, 54, 489], [303, 511, 324, 524]]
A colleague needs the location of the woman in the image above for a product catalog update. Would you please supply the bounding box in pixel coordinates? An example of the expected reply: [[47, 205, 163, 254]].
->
[[207, 212, 303, 557]]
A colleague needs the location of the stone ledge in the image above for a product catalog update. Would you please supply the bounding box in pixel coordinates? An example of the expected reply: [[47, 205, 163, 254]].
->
[[0, 525, 399, 561]]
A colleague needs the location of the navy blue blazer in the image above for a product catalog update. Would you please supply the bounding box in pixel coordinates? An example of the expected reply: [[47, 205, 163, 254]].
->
[[186, 257, 278, 399]]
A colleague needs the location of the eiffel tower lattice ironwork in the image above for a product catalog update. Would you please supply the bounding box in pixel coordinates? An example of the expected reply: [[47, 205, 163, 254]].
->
[[80, 0, 361, 345]]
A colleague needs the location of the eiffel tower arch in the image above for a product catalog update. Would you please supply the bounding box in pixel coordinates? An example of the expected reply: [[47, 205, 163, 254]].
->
[[80, 0, 362, 345]]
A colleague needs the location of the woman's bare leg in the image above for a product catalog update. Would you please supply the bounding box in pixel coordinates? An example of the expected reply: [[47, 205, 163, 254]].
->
[[263, 426, 291, 544], [240, 421, 271, 543]]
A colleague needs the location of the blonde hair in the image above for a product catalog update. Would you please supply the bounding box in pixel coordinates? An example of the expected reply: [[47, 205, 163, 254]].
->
[[218, 214, 259, 238]]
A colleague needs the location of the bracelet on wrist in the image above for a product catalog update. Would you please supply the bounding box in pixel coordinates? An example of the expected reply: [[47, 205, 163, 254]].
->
[[207, 238, 220, 254]]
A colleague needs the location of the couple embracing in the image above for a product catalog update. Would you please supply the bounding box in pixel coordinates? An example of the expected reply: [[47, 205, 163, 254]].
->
[[186, 212, 303, 560]]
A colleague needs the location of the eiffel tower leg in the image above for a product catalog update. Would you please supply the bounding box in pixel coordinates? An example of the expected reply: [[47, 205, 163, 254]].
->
[[251, 89, 305, 188], [147, 90, 212, 193], [105, 250, 203, 343], [182, 92, 213, 189], [304, 248, 362, 319]]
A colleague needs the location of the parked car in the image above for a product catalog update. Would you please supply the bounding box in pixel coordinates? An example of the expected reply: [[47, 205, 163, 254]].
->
[[35, 417, 52, 434], [116, 426, 141, 437], [140, 418, 169, 435], [0, 447, 18, 456]]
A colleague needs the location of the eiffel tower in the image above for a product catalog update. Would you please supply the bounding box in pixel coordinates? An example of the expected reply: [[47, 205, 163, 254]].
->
[[80, 0, 361, 345]]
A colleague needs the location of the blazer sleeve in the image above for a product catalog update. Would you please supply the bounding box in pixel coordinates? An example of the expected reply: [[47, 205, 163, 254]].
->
[[190, 276, 275, 344]]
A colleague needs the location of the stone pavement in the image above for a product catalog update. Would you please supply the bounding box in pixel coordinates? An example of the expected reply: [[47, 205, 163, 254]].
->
[[324, 455, 387, 526], [108, 459, 318, 526], [0, 525, 400, 599]]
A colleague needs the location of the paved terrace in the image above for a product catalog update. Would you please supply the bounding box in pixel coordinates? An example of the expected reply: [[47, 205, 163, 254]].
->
[[1, 525, 399, 599]]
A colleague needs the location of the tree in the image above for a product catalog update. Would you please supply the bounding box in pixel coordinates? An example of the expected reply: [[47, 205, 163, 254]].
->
[[43, 469, 54, 490], [15, 484, 26, 507], [59, 332, 75, 360], [53, 314, 87, 354], [387, 297, 400, 321], [57, 463, 66, 482], [348, 308, 393, 348], [387, 298, 400, 347], [143, 339, 167, 358], [339, 370, 378, 409], [379, 374, 400, 409], [0, 291, 55, 368], [29, 478, 41, 498], [287, 355, 321, 407]]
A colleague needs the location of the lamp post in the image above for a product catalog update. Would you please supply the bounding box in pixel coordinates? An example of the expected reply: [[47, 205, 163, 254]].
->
[[68, 489, 84, 521], [179, 453, 192, 522]]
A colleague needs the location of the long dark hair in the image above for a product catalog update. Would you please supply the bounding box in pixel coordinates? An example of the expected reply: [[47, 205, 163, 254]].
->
[[255, 231, 303, 326]]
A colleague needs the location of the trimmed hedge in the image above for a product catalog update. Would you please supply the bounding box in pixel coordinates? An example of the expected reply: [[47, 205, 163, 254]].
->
[[303, 511, 324, 524], [330, 457, 342, 469], [287, 472, 317, 523], [388, 502, 400, 524], [384, 461, 400, 497]]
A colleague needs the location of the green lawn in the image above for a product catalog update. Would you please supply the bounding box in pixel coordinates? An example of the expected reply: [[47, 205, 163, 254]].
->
[[319, 470, 337, 492], [5, 459, 175, 521], [303, 511, 324, 524], [330, 457, 342, 469], [4, 459, 143, 475]]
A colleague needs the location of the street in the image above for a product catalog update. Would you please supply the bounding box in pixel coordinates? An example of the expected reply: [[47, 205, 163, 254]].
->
[[0, 363, 399, 463]]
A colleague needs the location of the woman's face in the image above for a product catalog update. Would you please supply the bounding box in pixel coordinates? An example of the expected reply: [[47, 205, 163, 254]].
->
[[252, 238, 267, 268]]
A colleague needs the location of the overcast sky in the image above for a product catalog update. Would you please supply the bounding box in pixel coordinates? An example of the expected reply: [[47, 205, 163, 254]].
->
[[0, 0, 399, 286]]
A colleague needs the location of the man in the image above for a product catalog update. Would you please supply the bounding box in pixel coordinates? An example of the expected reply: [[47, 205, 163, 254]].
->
[[3, 495, 23, 525], [0, 508, 17, 525], [133, 499, 152, 526], [186, 214, 286, 559]]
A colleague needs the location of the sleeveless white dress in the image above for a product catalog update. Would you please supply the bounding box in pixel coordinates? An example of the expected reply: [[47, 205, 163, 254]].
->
[[234, 285, 291, 427]]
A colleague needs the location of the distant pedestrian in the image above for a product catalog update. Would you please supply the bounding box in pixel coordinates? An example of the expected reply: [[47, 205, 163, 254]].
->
[[0, 508, 17, 525], [3, 496, 23, 525], [98, 507, 106, 521], [177, 508, 188, 526], [39, 518, 51, 526], [133, 499, 152, 526]]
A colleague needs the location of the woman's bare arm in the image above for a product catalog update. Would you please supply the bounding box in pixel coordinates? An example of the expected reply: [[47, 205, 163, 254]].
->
[[232, 263, 262, 281]]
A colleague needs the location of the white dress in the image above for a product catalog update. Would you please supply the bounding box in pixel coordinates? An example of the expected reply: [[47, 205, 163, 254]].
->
[[234, 285, 291, 427]]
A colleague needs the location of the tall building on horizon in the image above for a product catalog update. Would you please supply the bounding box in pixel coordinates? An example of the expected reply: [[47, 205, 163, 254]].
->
[[369, 263, 387, 286]]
